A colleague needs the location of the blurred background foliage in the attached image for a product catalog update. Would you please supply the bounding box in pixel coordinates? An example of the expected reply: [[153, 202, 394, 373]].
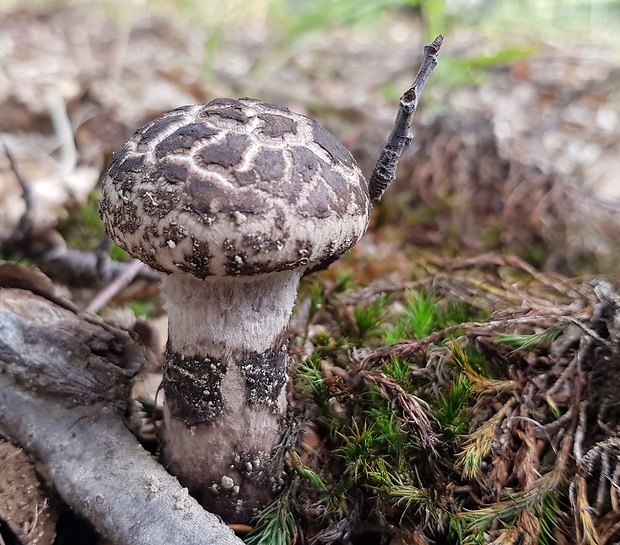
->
[[2, 0, 620, 277]]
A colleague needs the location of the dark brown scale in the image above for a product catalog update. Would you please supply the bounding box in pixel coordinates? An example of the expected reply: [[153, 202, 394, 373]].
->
[[311, 120, 357, 169], [233, 169, 258, 187], [137, 187, 176, 219], [200, 98, 249, 123], [256, 114, 297, 138], [155, 123, 219, 159], [300, 182, 333, 218], [161, 223, 187, 244], [219, 191, 268, 216], [291, 145, 322, 184], [187, 238, 212, 278], [136, 114, 186, 152], [115, 153, 144, 175], [252, 149, 286, 182], [196, 133, 251, 170], [152, 162, 188, 185], [188, 177, 220, 216]]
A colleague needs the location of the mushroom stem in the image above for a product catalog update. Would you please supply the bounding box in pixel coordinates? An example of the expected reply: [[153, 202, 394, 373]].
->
[[159, 270, 302, 521]]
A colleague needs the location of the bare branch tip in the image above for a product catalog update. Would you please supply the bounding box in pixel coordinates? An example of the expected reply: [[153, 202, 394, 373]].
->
[[367, 34, 443, 203], [432, 35, 444, 49]]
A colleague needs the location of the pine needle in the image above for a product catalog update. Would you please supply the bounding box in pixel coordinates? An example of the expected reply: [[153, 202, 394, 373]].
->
[[457, 435, 569, 534], [363, 370, 439, 454], [574, 475, 600, 545], [450, 342, 516, 395], [389, 484, 446, 531]]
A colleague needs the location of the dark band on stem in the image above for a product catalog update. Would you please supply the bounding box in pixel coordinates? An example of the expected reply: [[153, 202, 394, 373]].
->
[[238, 345, 287, 411], [163, 347, 227, 426], [164, 344, 288, 425]]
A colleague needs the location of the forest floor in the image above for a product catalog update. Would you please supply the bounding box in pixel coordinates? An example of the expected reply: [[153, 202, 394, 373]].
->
[[1, 1, 620, 544]]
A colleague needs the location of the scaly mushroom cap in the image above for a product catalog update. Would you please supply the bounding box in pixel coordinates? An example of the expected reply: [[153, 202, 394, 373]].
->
[[100, 98, 371, 277]]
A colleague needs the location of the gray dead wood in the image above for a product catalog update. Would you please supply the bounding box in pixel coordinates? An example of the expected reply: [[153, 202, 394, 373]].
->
[[0, 265, 242, 545], [36, 248, 161, 288], [0, 374, 243, 545]]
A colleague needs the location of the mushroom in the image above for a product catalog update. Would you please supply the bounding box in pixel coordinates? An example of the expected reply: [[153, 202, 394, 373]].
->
[[99, 98, 371, 521]]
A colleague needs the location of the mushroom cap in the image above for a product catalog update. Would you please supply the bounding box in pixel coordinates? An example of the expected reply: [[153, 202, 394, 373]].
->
[[100, 98, 371, 277]]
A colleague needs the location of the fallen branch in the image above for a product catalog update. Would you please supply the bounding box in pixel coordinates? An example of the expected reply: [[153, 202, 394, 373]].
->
[[361, 314, 577, 366], [3, 146, 160, 290], [4, 144, 35, 251], [86, 258, 146, 313], [0, 264, 242, 544], [36, 247, 160, 288], [0, 374, 243, 545]]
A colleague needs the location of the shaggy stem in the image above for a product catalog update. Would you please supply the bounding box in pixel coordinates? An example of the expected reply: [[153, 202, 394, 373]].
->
[[160, 270, 302, 522]]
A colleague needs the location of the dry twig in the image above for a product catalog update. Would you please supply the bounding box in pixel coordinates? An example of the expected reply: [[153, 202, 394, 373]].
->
[[368, 35, 443, 202]]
